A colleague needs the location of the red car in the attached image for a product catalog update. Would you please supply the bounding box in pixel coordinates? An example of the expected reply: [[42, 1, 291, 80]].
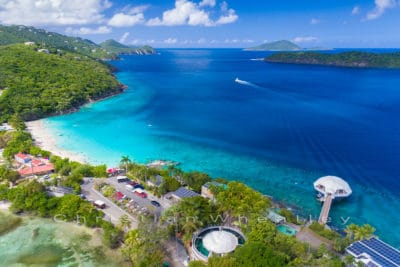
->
[[133, 188, 147, 198]]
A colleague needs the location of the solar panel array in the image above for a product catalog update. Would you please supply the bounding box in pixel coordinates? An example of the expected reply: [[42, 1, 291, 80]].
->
[[346, 237, 400, 267], [173, 187, 199, 198]]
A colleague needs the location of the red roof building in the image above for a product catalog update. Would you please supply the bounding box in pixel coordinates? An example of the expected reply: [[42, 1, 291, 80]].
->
[[18, 163, 54, 177], [14, 153, 31, 164]]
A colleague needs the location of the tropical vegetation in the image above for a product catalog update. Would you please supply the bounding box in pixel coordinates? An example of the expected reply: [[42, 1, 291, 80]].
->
[[266, 51, 400, 68], [0, 44, 123, 122]]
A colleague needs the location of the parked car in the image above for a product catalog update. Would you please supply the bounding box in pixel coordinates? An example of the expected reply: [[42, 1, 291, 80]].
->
[[129, 181, 138, 186], [133, 188, 147, 198], [133, 184, 145, 190], [117, 176, 129, 183], [151, 200, 161, 207], [93, 200, 106, 209], [126, 184, 134, 190]]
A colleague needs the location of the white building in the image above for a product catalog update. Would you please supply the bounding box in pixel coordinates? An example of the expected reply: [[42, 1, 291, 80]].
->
[[314, 176, 352, 200]]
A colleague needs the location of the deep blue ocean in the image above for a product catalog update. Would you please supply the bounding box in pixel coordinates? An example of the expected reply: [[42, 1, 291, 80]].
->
[[45, 49, 400, 247]]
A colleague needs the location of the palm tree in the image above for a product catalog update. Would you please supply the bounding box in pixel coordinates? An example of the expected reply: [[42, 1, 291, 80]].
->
[[120, 155, 131, 174], [345, 223, 358, 240], [118, 214, 132, 232], [357, 224, 376, 240]]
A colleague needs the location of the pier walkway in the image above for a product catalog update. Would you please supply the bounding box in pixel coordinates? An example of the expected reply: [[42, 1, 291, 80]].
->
[[318, 194, 333, 224]]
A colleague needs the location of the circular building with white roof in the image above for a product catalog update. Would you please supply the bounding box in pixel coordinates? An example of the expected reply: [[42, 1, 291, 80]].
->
[[314, 175, 352, 200], [192, 226, 245, 262]]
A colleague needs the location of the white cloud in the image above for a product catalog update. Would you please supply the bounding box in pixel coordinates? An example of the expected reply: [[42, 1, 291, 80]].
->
[[108, 12, 145, 27], [130, 39, 155, 45], [122, 5, 150, 14], [199, 0, 216, 7], [293, 36, 318, 43], [65, 26, 111, 35], [119, 32, 130, 43], [147, 0, 237, 27], [216, 8, 238, 24], [310, 18, 320, 25], [352, 6, 360, 15], [366, 0, 397, 20], [164, 38, 178, 44], [0, 0, 111, 26]]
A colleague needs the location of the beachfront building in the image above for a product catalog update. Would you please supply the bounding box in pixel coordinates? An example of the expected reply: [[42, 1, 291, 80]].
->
[[171, 187, 199, 201], [192, 226, 245, 262], [314, 176, 352, 201], [201, 181, 226, 200], [15, 153, 54, 177], [18, 163, 54, 177], [14, 153, 32, 164], [346, 237, 400, 267], [314, 176, 352, 224]]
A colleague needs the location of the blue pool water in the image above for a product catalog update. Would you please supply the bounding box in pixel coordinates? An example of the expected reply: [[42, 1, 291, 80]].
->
[[277, 224, 297, 236], [44, 49, 400, 247]]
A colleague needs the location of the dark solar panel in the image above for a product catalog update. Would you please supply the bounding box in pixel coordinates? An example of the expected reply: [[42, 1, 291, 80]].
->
[[348, 242, 398, 267], [173, 187, 199, 198], [361, 238, 400, 265]]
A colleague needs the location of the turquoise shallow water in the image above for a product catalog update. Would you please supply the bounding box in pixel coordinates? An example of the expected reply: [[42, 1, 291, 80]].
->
[[0, 213, 122, 266], [44, 49, 400, 247]]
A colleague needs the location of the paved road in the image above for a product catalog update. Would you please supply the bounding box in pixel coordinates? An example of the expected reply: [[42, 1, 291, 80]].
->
[[81, 178, 138, 227]]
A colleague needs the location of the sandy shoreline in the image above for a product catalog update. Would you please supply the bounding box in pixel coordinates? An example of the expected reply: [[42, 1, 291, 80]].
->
[[26, 120, 89, 164]]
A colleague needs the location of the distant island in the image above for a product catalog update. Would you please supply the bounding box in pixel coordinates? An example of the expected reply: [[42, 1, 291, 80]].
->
[[99, 39, 156, 56], [265, 51, 400, 68], [244, 40, 301, 51]]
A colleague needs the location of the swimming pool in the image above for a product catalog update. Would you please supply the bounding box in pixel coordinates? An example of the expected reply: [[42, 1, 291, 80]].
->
[[277, 224, 297, 236]]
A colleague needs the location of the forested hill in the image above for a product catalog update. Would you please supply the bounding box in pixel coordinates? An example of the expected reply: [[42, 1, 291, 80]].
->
[[265, 51, 400, 68], [0, 25, 155, 59], [0, 25, 113, 59], [245, 40, 301, 51], [99, 39, 156, 55], [0, 44, 123, 122]]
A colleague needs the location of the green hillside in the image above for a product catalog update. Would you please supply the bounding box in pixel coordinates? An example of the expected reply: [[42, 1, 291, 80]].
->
[[0, 25, 113, 59], [265, 51, 400, 68], [0, 44, 123, 122], [100, 39, 156, 55], [245, 40, 301, 51]]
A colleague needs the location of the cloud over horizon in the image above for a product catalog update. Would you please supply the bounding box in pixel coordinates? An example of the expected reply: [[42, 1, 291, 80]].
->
[[65, 26, 112, 35], [293, 36, 318, 43], [366, 0, 397, 20], [0, 0, 111, 26], [147, 0, 238, 27]]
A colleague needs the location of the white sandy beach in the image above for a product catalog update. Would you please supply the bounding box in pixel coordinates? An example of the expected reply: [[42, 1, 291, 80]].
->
[[26, 120, 89, 164]]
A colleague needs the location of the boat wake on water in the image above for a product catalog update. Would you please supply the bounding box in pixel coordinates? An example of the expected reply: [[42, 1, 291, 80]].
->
[[234, 77, 298, 102], [234, 78, 263, 89]]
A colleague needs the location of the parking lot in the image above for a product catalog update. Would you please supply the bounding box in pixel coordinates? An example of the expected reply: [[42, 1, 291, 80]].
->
[[106, 176, 165, 219], [81, 178, 138, 227]]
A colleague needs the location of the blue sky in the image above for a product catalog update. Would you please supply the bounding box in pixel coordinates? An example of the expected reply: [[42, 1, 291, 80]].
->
[[0, 0, 399, 48]]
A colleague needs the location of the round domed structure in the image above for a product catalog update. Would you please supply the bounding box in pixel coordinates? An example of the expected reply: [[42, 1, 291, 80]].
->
[[314, 175, 352, 199], [202, 229, 238, 254], [192, 226, 245, 262]]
